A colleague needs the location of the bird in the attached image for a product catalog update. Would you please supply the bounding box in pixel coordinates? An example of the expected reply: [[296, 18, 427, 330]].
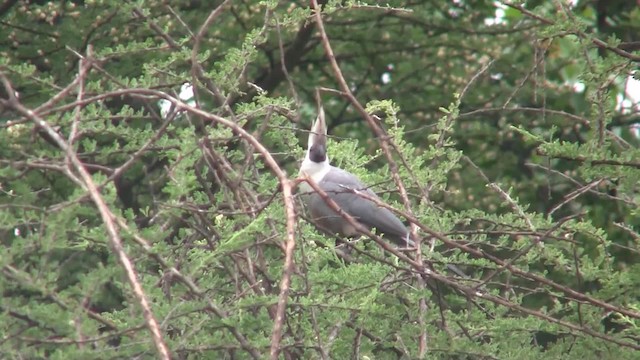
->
[[298, 107, 414, 248], [297, 107, 470, 279]]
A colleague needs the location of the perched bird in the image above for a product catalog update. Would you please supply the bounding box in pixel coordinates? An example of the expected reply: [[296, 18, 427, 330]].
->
[[298, 107, 414, 248], [298, 108, 470, 279]]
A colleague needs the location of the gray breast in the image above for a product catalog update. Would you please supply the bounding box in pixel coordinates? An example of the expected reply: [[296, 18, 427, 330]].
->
[[301, 166, 412, 246]]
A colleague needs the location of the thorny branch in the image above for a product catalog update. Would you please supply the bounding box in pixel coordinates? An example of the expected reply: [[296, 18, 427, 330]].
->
[[4, 71, 639, 352], [502, 1, 640, 62], [0, 70, 172, 359], [310, 2, 434, 355], [2, 2, 639, 357]]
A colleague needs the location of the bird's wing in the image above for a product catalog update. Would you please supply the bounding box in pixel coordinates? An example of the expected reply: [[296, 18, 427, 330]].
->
[[310, 167, 411, 245]]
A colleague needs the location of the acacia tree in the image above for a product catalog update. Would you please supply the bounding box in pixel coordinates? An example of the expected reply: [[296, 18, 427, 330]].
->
[[1, 0, 639, 359]]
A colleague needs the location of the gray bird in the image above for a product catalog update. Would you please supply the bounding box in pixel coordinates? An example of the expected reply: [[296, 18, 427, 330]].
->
[[298, 107, 414, 248], [298, 108, 470, 279]]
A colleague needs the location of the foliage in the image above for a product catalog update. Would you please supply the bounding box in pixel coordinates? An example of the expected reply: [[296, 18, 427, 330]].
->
[[1, 0, 639, 359]]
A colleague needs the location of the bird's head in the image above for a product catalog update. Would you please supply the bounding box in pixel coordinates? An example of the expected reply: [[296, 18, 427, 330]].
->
[[307, 106, 327, 163], [300, 107, 330, 181]]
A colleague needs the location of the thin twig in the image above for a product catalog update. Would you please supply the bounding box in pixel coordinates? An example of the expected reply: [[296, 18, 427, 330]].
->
[[502, 1, 640, 62], [190, 0, 230, 106], [0, 72, 172, 360], [548, 180, 603, 216], [310, 4, 431, 353]]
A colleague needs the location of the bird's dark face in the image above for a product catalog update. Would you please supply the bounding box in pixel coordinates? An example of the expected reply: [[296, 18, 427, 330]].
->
[[306, 107, 328, 164], [309, 142, 326, 163]]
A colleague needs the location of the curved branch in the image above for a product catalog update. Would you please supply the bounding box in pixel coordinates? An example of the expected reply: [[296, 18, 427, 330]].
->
[[0, 71, 172, 360]]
